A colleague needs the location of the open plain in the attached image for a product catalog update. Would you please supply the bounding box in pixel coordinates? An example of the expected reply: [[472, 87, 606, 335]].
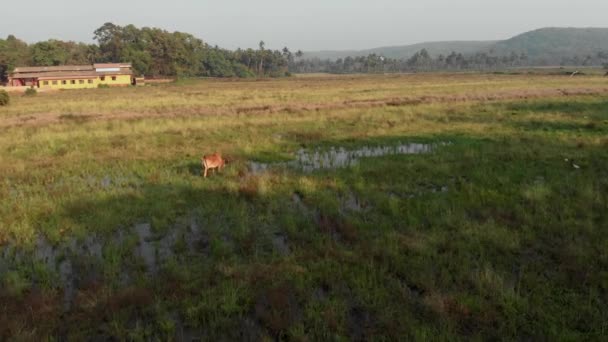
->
[[1, 73, 607, 340]]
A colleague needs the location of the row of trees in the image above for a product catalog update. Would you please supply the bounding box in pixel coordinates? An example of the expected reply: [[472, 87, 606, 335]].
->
[[3, 24, 607, 82], [1, 23, 296, 82], [290, 49, 608, 74], [561, 51, 608, 70]]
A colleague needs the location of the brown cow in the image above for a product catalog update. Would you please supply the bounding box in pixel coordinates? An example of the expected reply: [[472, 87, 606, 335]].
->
[[201, 152, 225, 178]]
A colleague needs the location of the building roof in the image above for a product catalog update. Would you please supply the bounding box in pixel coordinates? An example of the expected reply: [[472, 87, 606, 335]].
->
[[96, 70, 133, 75], [12, 70, 132, 79], [13, 71, 98, 79], [94, 63, 132, 69], [10, 63, 134, 79], [13, 65, 94, 73]]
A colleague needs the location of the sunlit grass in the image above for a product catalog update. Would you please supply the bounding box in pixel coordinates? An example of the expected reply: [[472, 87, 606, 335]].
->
[[0, 74, 607, 339]]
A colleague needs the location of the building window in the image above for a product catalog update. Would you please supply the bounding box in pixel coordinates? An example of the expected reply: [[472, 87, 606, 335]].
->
[[71, 80, 76, 84], [88, 79, 94, 84], [111, 76, 117, 81], [43, 81, 49, 85], [52, 81, 58, 85], [100, 76, 106, 81], [62, 80, 67, 85], [79, 80, 85, 84]]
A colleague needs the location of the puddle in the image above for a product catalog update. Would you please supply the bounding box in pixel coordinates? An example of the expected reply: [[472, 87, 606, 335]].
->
[[169, 311, 203, 341], [157, 229, 178, 262], [250, 142, 439, 173], [135, 223, 157, 274], [434, 186, 449, 193], [312, 285, 329, 302], [58, 260, 75, 310], [291, 192, 309, 213], [185, 218, 210, 254], [0, 216, 211, 312], [389, 184, 449, 200], [291, 192, 303, 205], [0, 246, 10, 275], [82, 235, 103, 259], [272, 233, 290, 256], [348, 306, 373, 341], [341, 192, 371, 213], [48, 175, 144, 192], [238, 316, 265, 341], [291, 192, 322, 224], [33, 235, 57, 269]]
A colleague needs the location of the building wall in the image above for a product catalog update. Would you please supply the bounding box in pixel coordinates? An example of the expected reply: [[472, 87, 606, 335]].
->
[[9, 78, 36, 87], [98, 74, 132, 87], [38, 75, 132, 90], [40, 79, 97, 90]]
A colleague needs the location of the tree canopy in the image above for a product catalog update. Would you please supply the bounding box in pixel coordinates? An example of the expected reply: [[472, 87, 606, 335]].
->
[[290, 49, 608, 74], [0, 23, 292, 82]]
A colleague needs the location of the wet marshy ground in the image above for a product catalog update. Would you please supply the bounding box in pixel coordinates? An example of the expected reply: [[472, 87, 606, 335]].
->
[[2, 74, 607, 340], [0, 141, 457, 339], [0, 188, 411, 315], [249, 142, 442, 173], [0, 141, 452, 314], [0, 217, 210, 311]]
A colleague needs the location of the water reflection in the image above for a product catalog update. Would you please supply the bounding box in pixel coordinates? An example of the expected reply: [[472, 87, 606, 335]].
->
[[250, 142, 438, 173]]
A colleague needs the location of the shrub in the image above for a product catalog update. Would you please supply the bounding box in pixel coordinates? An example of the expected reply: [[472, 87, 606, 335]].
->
[[98, 84, 110, 89], [24, 88, 37, 96], [0, 90, 9, 106]]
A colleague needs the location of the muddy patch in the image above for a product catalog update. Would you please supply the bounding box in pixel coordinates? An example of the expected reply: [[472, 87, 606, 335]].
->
[[250, 142, 440, 173]]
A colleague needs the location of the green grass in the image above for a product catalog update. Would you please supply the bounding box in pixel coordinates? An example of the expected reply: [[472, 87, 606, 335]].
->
[[0, 74, 607, 340]]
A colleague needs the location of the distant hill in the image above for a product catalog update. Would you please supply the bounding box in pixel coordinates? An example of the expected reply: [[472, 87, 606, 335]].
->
[[370, 41, 497, 59], [491, 28, 608, 63], [305, 41, 495, 60], [304, 27, 608, 63]]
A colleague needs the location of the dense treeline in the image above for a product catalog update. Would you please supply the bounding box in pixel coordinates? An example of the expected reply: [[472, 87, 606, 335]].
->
[[291, 49, 608, 74], [0, 23, 294, 82], [2, 24, 607, 83]]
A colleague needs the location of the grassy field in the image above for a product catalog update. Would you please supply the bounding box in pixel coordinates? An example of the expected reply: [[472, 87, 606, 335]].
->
[[0, 73, 607, 340]]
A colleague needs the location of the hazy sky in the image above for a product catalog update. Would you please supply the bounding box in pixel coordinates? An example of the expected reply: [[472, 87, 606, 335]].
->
[[2, 0, 607, 51]]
